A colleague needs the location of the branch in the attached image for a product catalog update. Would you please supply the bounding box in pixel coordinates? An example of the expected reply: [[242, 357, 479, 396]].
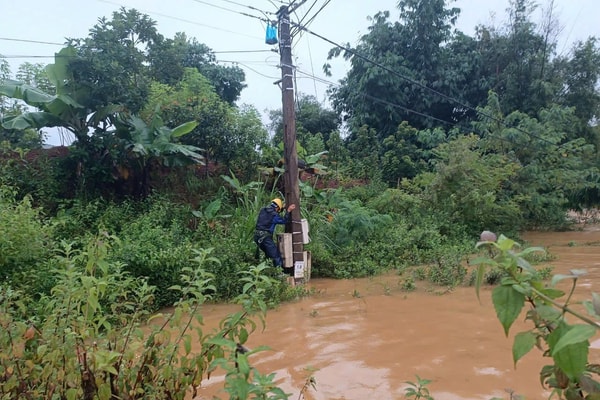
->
[[532, 287, 600, 328]]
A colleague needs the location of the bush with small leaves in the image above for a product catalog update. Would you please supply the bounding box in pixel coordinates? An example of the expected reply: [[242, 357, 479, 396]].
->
[[0, 235, 291, 400]]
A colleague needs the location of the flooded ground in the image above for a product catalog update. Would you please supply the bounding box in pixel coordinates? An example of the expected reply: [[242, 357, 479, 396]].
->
[[194, 226, 600, 400]]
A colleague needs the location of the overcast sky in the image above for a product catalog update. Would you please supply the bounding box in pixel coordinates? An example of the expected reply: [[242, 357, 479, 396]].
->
[[1, 0, 599, 144]]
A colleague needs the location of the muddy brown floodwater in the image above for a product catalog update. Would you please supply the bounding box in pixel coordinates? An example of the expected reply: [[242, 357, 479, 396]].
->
[[193, 226, 600, 400]]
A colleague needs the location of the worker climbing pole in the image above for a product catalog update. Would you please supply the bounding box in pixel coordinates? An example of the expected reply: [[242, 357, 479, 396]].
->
[[277, 2, 307, 284]]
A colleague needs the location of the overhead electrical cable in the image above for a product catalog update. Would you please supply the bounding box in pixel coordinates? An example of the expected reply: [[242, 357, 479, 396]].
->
[[213, 49, 275, 54], [218, 59, 280, 79], [288, 0, 334, 95], [299, 38, 319, 98], [97, 0, 263, 40], [189, 0, 268, 22], [295, 68, 461, 129], [214, 0, 276, 19], [0, 55, 65, 59], [291, 0, 332, 38], [291, 21, 556, 145], [294, 67, 553, 152], [0, 37, 64, 46], [2, 50, 274, 59], [294, 0, 319, 30]]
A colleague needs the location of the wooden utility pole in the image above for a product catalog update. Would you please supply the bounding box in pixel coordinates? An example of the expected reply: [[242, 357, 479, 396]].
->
[[278, 3, 304, 283]]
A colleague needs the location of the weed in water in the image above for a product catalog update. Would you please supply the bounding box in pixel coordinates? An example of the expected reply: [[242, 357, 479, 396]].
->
[[383, 284, 392, 296], [535, 265, 554, 280], [404, 375, 434, 400], [401, 277, 417, 292], [412, 267, 428, 281], [298, 366, 318, 400], [490, 388, 525, 400]]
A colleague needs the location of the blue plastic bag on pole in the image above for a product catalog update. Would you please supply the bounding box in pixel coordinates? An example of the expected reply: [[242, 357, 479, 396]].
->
[[265, 22, 278, 45]]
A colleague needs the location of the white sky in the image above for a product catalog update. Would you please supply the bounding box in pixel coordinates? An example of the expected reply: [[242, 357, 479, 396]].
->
[[1, 0, 599, 145]]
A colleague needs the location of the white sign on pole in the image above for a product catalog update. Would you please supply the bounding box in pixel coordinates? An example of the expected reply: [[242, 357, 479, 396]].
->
[[294, 261, 305, 279]]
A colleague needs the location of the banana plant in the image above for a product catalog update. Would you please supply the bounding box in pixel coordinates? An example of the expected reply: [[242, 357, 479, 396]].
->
[[111, 111, 204, 197], [0, 47, 119, 144], [1, 46, 204, 197]]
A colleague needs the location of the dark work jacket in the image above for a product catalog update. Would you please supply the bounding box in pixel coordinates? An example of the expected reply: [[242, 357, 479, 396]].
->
[[255, 204, 290, 234]]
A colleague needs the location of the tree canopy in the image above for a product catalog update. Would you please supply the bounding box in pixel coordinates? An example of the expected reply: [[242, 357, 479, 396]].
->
[[0, 0, 599, 227]]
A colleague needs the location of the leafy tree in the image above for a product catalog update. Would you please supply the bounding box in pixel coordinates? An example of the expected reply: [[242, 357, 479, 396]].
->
[[443, 31, 490, 122], [303, 132, 326, 157], [0, 58, 43, 149], [1, 48, 204, 198], [142, 68, 261, 171], [423, 134, 522, 234], [269, 94, 340, 148], [180, 36, 246, 105], [328, 0, 461, 138], [1, 47, 140, 197], [0, 47, 115, 151], [68, 7, 160, 113], [193, 60, 246, 106], [150, 33, 247, 105], [325, 130, 349, 167], [346, 125, 381, 181], [474, 0, 557, 116], [16, 62, 54, 94], [381, 121, 437, 186], [147, 32, 187, 86], [228, 104, 269, 178], [554, 38, 600, 132], [475, 92, 598, 227], [0, 57, 11, 107]]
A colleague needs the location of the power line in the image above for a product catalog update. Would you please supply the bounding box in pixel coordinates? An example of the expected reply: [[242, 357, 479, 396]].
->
[[0, 37, 64, 46], [291, 21, 556, 146], [97, 0, 264, 40], [288, 0, 302, 10], [217, 59, 276, 64], [0, 50, 274, 59], [295, 68, 460, 129], [0, 55, 60, 59], [265, 0, 288, 5], [213, 49, 275, 54], [295, 67, 560, 154], [297, 38, 319, 98], [294, 0, 318, 30], [289, 0, 334, 97], [213, 0, 276, 18], [189, 0, 268, 22], [291, 0, 332, 38], [218, 60, 280, 79]]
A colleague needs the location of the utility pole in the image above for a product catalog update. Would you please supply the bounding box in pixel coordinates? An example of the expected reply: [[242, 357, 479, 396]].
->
[[277, 2, 305, 283]]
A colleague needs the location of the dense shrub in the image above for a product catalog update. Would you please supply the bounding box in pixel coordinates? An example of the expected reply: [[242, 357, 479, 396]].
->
[[0, 186, 53, 284], [0, 147, 71, 212], [109, 198, 197, 308], [0, 236, 287, 400]]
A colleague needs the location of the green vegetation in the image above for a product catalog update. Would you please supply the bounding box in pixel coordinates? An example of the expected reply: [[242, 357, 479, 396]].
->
[[404, 375, 435, 400], [473, 235, 600, 399], [1, 0, 600, 398], [0, 237, 288, 400]]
